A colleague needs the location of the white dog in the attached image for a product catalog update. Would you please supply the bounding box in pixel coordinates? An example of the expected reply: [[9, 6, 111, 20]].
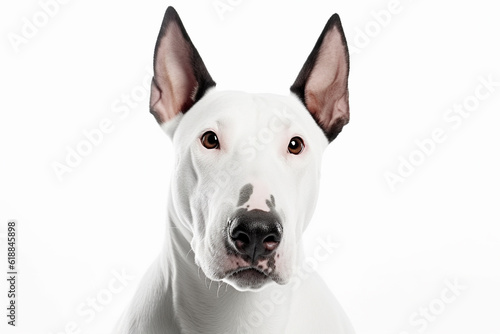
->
[[115, 6, 354, 334]]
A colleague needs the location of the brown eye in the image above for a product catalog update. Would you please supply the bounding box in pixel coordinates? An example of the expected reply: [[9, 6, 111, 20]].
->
[[288, 136, 304, 155], [201, 131, 219, 149]]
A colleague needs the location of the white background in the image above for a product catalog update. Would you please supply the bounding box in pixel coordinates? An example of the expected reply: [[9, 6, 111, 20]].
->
[[1, 0, 499, 333]]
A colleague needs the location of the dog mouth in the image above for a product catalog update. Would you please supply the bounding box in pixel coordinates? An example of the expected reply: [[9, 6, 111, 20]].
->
[[224, 267, 272, 290]]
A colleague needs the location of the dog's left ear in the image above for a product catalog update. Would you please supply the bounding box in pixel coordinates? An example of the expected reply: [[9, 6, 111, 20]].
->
[[150, 6, 216, 126], [291, 14, 350, 142]]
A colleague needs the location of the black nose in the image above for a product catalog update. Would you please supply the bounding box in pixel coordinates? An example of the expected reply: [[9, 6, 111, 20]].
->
[[229, 210, 282, 262]]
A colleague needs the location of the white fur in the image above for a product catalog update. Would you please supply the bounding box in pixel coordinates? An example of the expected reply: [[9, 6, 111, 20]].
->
[[114, 89, 355, 333]]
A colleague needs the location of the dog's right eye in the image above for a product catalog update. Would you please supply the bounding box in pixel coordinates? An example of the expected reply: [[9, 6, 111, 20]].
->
[[200, 131, 220, 149]]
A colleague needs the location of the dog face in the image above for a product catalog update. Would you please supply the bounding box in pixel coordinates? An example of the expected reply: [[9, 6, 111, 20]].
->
[[169, 91, 328, 290], [150, 7, 349, 291]]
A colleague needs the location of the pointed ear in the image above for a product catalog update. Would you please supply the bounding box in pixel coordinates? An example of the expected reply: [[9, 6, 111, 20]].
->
[[290, 14, 350, 142], [150, 7, 216, 125]]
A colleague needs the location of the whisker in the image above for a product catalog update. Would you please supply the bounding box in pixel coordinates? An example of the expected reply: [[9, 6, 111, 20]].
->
[[204, 277, 209, 289], [217, 282, 222, 298]]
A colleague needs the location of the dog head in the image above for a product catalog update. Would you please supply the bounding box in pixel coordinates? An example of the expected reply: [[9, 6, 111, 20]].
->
[[150, 7, 349, 291]]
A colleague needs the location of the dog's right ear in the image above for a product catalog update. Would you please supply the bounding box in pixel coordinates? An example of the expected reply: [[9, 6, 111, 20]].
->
[[150, 7, 216, 127]]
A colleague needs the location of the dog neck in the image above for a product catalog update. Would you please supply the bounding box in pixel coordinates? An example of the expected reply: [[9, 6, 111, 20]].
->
[[161, 204, 292, 334]]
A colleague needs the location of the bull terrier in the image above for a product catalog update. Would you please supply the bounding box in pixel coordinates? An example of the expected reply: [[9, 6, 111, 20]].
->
[[115, 6, 354, 334]]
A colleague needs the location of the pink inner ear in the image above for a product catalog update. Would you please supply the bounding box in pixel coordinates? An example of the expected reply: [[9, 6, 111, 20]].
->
[[150, 23, 198, 124], [305, 25, 349, 130]]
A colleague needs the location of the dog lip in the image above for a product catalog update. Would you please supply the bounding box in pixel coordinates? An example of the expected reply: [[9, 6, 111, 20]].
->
[[226, 266, 268, 278], [225, 267, 272, 290]]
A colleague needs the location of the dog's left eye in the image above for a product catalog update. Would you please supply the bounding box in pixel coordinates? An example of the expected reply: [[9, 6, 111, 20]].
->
[[201, 131, 220, 149], [288, 136, 304, 155]]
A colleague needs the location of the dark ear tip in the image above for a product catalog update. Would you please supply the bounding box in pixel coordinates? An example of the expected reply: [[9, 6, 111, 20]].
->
[[327, 13, 344, 31], [161, 6, 181, 29], [156, 6, 188, 49], [162, 6, 181, 27], [327, 13, 349, 56], [166, 6, 178, 16]]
